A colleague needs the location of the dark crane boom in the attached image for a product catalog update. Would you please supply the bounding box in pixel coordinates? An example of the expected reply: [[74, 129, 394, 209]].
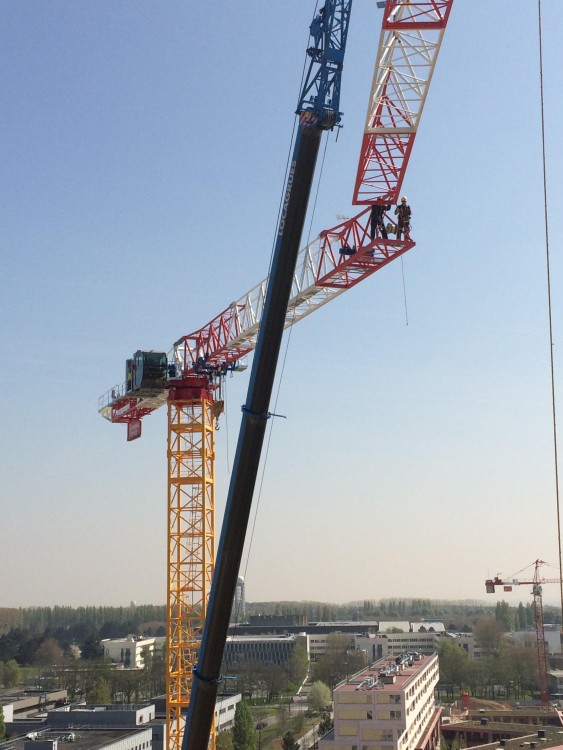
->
[[181, 5, 352, 749]]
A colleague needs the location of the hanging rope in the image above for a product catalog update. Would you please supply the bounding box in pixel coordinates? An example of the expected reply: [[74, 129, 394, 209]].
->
[[537, 0, 563, 632], [400, 256, 409, 326]]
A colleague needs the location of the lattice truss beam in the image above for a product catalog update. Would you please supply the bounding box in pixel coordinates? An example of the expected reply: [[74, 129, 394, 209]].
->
[[173, 208, 414, 375], [353, 0, 453, 204], [167, 399, 215, 750], [101, 210, 416, 425], [98, 2, 455, 426], [532, 584, 548, 702]]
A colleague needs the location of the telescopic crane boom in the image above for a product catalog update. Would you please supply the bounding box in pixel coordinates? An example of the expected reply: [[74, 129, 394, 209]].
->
[[181, 2, 353, 747], [98, 4, 453, 750]]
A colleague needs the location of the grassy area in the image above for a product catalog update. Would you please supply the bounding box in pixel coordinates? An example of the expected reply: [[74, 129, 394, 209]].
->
[[256, 715, 318, 750]]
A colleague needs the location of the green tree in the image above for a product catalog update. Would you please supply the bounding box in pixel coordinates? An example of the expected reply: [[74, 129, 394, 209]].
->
[[81, 635, 104, 660], [308, 681, 332, 713], [288, 642, 308, 686], [110, 669, 140, 703], [233, 701, 256, 750], [35, 637, 65, 668], [510, 644, 537, 698], [438, 639, 468, 697], [282, 731, 299, 750], [473, 617, 505, 657], [230, 660, 263, 701], [293, 712, 305, 735], [318, 710, 333, 737], [3, 658, 21, 687], [495, 602, 514, 631], [465, 658, 486, 699], [0, 703, 5, 741], [216, 730, 234, 750], [87, 676, 111, 704], [517, 603, 528, 630], [263, 664, 286, 702]]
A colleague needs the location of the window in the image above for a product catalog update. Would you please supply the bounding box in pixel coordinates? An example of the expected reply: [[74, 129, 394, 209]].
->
[[390, 710, 402, 720]]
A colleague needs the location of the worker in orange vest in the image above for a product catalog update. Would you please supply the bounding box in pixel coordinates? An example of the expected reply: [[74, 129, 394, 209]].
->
[[395, 196, 412, 240]]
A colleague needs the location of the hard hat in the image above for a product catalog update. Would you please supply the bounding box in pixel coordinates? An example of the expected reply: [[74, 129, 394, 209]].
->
[[401, 196, 407, 202]]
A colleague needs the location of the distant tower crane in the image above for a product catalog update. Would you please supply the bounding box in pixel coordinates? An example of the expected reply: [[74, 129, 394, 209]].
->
[[485, 559, 562, 706], [98, 3, 453, 750]]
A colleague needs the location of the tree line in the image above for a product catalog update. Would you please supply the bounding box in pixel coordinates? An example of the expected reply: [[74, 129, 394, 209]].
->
[[2, 599, 559, 639], [0, 605, 167, 636], [437, 615, 543, 701], [244, 599, 561, 627], [0, 637, 165, 707]]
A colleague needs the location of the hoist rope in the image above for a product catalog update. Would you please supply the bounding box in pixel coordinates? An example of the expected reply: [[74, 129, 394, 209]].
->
[[400, 256, 409, 326], [537, 0, 563, 628], [223, 375, 230, 473]]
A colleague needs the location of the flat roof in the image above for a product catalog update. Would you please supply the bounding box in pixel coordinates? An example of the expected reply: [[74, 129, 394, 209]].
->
[[226, 634, 299, 642], [337, 654, 436, 694], [18, 728, 151, 750]]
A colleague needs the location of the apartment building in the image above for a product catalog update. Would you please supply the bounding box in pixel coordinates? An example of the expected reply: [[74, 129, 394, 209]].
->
[[320, 653, 441, 750]]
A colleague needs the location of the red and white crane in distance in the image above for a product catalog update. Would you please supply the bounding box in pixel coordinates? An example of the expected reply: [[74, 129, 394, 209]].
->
[[486, 559, 562, 706], [98, 3, 453, 750]]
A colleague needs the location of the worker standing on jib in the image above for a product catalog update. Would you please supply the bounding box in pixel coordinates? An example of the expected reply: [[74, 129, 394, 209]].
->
[[395, 196, 412, 240], [370, 203, 391, 240]]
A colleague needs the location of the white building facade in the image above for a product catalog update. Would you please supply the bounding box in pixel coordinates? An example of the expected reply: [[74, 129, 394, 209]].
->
[[320, 653, 441, 750], [101, 636, 156, 669], [354, 633, 441, 662], [214, 694, 242, 732]]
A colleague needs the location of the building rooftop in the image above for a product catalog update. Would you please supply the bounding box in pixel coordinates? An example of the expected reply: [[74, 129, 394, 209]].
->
[[14, 728, 149, 750], [311, 621, 380, 628], [226, 634, 299, 642], [337, 653, 435, 694], [378, 622, 411, 633]]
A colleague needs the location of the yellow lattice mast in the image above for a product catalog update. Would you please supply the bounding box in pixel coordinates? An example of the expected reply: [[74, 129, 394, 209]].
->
[[167, 382, 216, 750]]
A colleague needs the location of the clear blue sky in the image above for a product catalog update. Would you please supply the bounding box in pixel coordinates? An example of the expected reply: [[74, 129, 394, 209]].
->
[[2, 1, 562, 609]]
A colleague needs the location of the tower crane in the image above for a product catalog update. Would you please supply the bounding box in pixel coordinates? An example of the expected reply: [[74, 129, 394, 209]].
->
[[485, 559, 562, 706], [98, 3, 453, 750]]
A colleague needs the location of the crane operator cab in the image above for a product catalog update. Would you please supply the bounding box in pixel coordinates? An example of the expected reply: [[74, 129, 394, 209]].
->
[[125, 350, 168, 396]]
